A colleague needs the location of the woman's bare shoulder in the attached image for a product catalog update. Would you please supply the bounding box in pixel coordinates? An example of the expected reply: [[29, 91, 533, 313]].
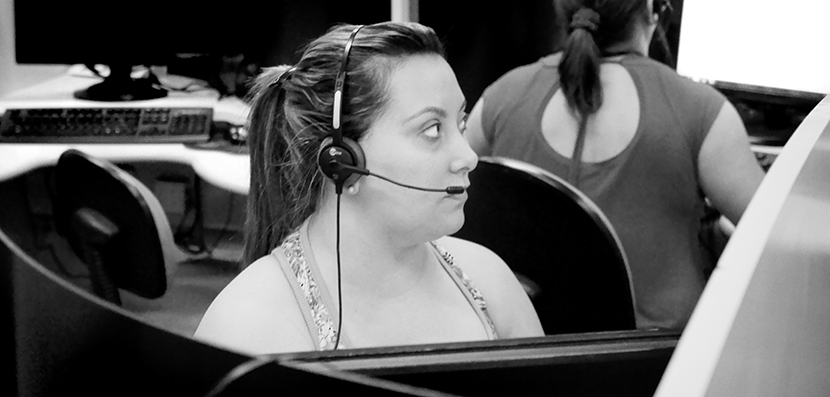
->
[[193, 252, 313, 355], [436, 235, 498, 258], [209, 254, 287, 305], [435, 236, 508, 275], [435, 236, 545, 338]]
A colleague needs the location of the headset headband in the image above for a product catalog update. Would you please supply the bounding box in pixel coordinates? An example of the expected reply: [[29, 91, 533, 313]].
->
[[331, 25, 364, 147]]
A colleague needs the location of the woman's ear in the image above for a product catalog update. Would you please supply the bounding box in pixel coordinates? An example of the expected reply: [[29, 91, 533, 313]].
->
[[346, 181, 360, 196]]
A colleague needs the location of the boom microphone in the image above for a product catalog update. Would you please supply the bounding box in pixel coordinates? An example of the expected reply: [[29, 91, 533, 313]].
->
[[331, 161, 466, 195]]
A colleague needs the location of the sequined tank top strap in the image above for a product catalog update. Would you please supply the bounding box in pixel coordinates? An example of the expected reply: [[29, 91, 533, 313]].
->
[[430, 242, 499, 340], [276, 230, 342, 351]]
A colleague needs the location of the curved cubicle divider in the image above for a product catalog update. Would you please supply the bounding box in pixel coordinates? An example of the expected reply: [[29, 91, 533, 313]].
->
[[1, 228, 444, 396], [3, 219, 681, 396], [657, 95, 830, 396], [279, 330, 679, 396]]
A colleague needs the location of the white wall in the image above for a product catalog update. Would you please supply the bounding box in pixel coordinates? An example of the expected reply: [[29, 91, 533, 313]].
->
[[0, 0, 66, 97]]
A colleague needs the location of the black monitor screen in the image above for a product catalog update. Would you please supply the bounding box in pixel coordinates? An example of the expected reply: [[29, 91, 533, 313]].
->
[[14, 1, 227, 66], [13, 0, 241, 101], [12, 1, 391, 101]]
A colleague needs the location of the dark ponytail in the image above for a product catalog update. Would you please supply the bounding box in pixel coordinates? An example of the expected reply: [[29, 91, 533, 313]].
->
[[244, 65, 312, 267], [558, 6, 603, 185], [559, 8, 604, 118], [554, 0, 650, 185]]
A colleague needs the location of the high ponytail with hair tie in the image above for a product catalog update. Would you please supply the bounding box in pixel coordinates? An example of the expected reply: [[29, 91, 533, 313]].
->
[[560, 5, 603, 188], [268, 66, 297, 89], [569, 7, 601, 33]]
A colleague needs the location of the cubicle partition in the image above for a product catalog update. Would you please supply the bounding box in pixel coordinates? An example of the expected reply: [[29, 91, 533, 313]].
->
[[3, 223, 679, 396], [657, 95, 830, 396], [1, 228, 439, 396], [278, 330, 678, 396]]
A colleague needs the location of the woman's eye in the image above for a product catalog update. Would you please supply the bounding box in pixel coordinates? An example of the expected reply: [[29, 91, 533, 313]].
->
[[459, 115, 468, 135], [423, 124, 440, 139]]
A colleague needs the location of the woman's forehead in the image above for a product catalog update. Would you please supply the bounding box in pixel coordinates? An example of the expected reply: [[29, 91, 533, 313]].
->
[[382, 55, 464, 118]]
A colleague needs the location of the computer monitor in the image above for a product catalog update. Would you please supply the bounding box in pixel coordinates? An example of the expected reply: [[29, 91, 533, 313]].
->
[[677, 0, 829, 102], [12, 0, 392, 102], [13, 0, 227, 101], [675, 0, 828, 142]]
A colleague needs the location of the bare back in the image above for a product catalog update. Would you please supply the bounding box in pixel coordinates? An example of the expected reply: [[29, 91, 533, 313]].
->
[[541, 61, 640, 163]]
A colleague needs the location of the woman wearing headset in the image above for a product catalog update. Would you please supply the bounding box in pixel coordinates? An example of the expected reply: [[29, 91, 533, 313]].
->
[[195, 22, 543, 355], [464, 0, 765, 331]]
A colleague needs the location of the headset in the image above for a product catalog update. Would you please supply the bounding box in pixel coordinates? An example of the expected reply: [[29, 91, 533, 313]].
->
[[315, 25, 465, 196], [313, 24, 466, 351], [656, 0, 674, 23], [316, 25, 368, 195], [652, 0, 676, 67]]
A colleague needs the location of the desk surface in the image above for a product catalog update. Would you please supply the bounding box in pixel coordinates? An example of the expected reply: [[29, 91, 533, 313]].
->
[[0, 143, 250, 195], [0, 73, 251, 195], [0, 72, 784, 197], [656, 94, 830, 396]]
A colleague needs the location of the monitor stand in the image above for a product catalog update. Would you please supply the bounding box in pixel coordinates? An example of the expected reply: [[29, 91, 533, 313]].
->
[[73, 64, 167, 102]]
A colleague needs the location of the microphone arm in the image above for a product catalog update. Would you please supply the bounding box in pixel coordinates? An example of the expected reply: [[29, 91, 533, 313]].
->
[[333, 162, 465, 194], [369, 172, 465, 194]]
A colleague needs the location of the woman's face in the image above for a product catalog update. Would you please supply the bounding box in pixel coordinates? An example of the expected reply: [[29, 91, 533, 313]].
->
[[356, 54, 478, 242]]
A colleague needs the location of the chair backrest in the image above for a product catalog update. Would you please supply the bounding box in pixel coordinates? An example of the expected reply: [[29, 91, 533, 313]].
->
[[52, 149, 185, 304], [453, 156, 636, 334]]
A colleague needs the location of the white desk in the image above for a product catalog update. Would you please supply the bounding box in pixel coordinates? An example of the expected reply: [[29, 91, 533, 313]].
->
[[656, 94, 830, 396], [0, 143, 250, 195], [0, 73, 251, 195]]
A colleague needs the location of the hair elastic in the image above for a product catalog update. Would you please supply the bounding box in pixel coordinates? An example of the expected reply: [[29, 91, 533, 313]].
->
[[570, 7, 601, 33], [268, 66, 297, 89]]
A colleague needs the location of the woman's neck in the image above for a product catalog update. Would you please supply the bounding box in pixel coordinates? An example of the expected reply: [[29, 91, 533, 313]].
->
[[305, 199, 434, 298], [603, 19, 655, 58], [603, 40, 647, 58]]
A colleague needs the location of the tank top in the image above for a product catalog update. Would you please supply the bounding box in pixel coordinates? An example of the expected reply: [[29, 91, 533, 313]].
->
[[480, 53, 726, 330], [271, 222, 499, 350]]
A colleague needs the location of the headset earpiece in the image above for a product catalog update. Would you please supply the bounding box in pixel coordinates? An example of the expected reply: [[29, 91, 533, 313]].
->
[[317, 135, 366, 188], [655, 0, 673, 24], [318, 24, 366, 194]]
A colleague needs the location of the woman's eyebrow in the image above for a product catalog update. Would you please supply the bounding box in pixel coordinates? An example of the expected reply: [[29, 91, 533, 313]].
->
[[403, 106, 447, 123]]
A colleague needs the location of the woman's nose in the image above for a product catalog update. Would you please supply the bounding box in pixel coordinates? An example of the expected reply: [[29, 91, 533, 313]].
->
[[451, 133, 478, 174]]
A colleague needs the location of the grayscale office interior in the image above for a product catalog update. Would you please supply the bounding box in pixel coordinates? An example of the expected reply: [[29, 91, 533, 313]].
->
[[3, 0, 829, 396]]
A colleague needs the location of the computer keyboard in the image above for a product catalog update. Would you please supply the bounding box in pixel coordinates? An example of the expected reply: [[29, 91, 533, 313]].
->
[[0, 107, 213, 143]]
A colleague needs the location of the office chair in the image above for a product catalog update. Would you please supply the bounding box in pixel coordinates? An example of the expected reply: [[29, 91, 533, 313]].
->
[[453, 156, 636, 335], [51, 149, 187, 305]]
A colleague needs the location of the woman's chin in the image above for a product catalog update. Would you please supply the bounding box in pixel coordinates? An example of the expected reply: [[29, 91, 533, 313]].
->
[[442, 213, 466, 236]]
